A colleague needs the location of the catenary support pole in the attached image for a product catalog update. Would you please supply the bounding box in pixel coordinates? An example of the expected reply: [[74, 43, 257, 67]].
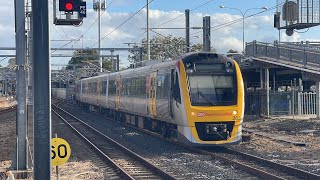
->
[[14, 0, 28, 170], [203, 17, 206, 51], [185, 9, 190, 53], [32, 0, 51, 178], [203, 16, 211, 51], [139, 47, 143, 62], [147, 0, 150, 60], [26, 5, 34, 169], [98, 0, 102, 73], [116, 55, 120, 72]]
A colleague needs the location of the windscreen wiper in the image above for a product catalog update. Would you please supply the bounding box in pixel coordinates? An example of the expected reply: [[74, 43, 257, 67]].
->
[[197, 90, 216, 106]]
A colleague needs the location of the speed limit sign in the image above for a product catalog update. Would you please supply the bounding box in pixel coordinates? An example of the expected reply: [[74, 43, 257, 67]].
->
[[51, 138, 71, 166]]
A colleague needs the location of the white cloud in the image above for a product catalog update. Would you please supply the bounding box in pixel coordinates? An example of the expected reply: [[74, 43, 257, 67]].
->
[[215, 37, 243, 53], [281, 31, 301, 42], [0, 4, 297, 68]]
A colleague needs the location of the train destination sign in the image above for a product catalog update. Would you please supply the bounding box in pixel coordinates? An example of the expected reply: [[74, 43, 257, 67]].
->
[[51, 138, 71, 166]]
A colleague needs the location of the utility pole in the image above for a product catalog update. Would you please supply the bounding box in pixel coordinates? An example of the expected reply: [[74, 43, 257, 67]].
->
[[185, 9, 190, 53], [93, 0, 106, 73], [203, 16, 211, 51], [147, 0, 150, 60], [32, 0, 51, 178], [14, 0, 27, 170], [98, 0, 102, 72]]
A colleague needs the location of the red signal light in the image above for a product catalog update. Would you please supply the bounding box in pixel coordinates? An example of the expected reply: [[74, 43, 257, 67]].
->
[[65, 2, 73, 11]]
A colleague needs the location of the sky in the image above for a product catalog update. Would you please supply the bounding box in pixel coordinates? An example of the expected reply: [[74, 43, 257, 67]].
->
[[0, 0, 319, 68]]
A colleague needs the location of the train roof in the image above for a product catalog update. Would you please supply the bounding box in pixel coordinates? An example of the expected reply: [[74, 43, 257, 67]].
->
[[76, 52, 229, 82]]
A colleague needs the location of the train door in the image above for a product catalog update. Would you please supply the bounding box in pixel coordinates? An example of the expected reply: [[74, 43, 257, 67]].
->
[[171, 69, 182, 120], [84, 80, 88, 102], [80, 81, 83, 102], [116, 76, 121, 110], [149, 72, 157, 117], [106, 76, 109, 109]]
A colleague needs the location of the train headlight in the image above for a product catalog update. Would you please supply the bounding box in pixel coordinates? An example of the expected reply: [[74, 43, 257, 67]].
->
[[226, 61, 233, 68], [186, 69, 194, 74], [191, 112, 195, 116], [232, 110, 238, 115], [186, 62, 192, 68]]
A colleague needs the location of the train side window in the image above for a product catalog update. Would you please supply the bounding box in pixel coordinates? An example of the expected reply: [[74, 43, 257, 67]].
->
[[173, 72, 181, 103]]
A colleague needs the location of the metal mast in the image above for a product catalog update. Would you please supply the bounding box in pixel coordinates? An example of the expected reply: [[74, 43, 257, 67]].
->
[[14, 0, 28, 170], [32, 0, 51, 177], [93, 0, 106, 72], [147, 0, 150, 60]]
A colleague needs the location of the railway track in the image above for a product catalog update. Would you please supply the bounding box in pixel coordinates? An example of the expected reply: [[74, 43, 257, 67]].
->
[[193, 147, 320, 180], [52, 104, 177, 180], [0, 106, 16, 115], [54, 100, 320, 179]]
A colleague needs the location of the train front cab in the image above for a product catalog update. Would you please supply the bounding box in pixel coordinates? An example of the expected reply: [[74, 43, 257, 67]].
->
[[175, 53, 244, 146]]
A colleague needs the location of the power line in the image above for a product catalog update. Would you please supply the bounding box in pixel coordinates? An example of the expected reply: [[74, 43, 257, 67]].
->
[[90, 0, 156, 48], [51, 24, 65, 39], [0, 57, 9, 63], [77, 0, 114, 40], [190, 2, 285, 36], [156, 0, 215, 28]]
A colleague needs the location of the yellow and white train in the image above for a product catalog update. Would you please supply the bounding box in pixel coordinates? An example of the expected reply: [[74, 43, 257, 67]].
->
[[75, 52, 244, 146]]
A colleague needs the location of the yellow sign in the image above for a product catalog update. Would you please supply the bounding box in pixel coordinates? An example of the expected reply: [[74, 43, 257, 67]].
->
[[51, 138, 71, 166]]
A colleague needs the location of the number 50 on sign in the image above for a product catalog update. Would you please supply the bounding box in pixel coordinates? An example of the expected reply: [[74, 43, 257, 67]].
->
[[51, 138, 71, 166]]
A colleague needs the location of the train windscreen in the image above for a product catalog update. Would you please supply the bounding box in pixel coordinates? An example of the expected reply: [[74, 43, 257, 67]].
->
[[188, 75, 237, 106]]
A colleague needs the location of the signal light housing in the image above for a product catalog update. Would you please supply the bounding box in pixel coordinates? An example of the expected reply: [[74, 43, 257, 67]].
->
[[59, 0, 79, 12], [55, 0, 86, 26]]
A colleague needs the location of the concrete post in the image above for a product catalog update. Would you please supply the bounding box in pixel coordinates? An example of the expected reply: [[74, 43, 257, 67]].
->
[[316, 81, 320, 118], [5, 76, 8, 96], [14, 0, 28, 170], [266, 68, 270, 117], [32, 0, 52, 178]]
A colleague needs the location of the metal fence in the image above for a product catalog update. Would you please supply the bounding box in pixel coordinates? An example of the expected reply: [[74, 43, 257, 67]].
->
[[245, 41, 320, 68], [298, 92, 317, 115], [245, 91, 292, 116], [245, 91, 317, 116]]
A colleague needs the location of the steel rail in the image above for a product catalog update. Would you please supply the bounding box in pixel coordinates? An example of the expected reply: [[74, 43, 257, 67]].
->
[[52, 108, 135, 180], [0, 106, 16, 115], [56, 100, 320, 179], [55, 102, 284, 179], [52, 104, 176, 180], [223, 148, 320, 180]]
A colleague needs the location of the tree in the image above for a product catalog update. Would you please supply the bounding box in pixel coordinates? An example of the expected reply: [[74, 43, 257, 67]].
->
[[128, 35, 203, 63], [67, 49, 112, 71], [227, 49, 239, 54], [7, 58, 16, 69], [68, 49, 98, 65]]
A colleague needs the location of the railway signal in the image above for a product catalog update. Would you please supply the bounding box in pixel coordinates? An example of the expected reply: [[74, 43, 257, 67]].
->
[[53, 0, 87, 26]]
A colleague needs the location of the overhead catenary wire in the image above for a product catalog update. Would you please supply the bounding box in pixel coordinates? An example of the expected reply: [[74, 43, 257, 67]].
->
[[155, 0, 215, 28], [78, 0, 114, 40], [190, 1, 286, 37], [90, 0, 156, 48], [124, 0, 215, 49]]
